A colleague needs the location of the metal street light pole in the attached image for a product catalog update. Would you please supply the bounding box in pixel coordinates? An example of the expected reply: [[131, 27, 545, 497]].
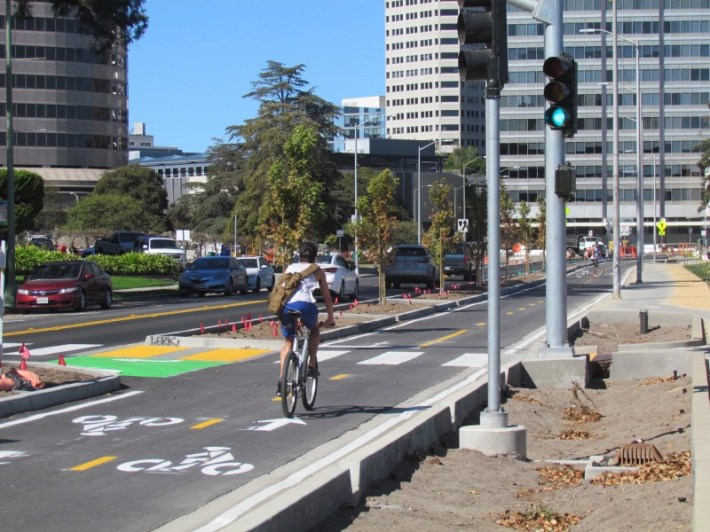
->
[[417, 140, 438, 244], [4, 2, 16, 310], [352, 114, 382, 275], [581, 23, 643, 285]]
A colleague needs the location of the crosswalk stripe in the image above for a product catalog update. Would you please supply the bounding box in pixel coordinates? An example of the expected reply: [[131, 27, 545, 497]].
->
[[442, 353, 488, 367], [358, 351, 424, 365], [317, 350, 350, 362], [2, 344, 101, 357]]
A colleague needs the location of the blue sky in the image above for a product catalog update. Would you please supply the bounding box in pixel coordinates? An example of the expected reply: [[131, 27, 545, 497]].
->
[[128, 0, 385, 154]]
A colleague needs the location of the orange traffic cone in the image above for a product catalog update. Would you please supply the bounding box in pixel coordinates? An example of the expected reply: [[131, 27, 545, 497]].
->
[[200, 322, 205, 334], [232, 323, 237, 333], [58, 354, 67, 366], [19, 359, 27, 370]]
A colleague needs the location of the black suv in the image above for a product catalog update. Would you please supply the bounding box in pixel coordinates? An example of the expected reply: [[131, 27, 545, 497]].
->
[[444, 242, 474, 281]]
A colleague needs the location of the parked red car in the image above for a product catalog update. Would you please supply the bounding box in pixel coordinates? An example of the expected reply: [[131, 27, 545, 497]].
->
[[15, 260, 113, 313]]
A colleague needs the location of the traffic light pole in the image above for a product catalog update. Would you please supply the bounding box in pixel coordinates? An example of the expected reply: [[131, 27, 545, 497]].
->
[[540, 0, 573, 358]]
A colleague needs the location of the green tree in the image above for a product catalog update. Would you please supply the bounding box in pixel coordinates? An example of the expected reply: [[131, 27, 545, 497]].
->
[[355, 169, 400, 305], [213, 61, 341, 243], [0, 169, 44, 235], [518, 201, 532, 274], [422, 178, 456, 293], [14, 0, 148, 53], [535, 196, 547, 269], [500, 185, 518, 279], [466, 184, 487, 287], [92, 165, 169, 231], [259, 125, 326, 269], [64, 193, 157, 232], [693, 138, 710, 211]]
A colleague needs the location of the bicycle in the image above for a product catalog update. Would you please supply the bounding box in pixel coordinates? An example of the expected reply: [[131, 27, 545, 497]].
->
[[280, 310, 318, 418], [574, 259, 605, 279]]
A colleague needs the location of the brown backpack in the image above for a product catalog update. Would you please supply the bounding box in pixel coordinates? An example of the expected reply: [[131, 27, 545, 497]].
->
[[267, 263, 320, 315]]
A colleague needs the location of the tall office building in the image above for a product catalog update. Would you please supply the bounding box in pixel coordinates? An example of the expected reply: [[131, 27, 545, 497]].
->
[[0, 1, 128, 202], [385, 0, 486, 153], [384, 0, 709, 245]]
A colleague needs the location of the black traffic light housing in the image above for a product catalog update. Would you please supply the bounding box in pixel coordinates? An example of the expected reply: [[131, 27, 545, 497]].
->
[[555, 163, 576, 200], [542, 54, 577, 138], [457, 0, 508, 85]]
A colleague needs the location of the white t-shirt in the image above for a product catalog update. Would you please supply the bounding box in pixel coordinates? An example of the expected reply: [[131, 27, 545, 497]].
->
[[284, 262, 319, 304]]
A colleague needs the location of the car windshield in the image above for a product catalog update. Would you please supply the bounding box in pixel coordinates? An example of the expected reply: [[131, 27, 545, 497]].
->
[[150, 239, 179, 249], [192, 258, 229, 270], [396, 247, 426, 257], [238, 259, 258, 269], [119, 232, 144, 243], [316, 254, 334, 265], [30, 263, 81, 280]]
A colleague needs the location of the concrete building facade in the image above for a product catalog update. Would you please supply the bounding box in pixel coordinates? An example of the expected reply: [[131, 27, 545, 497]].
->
[[0, 1, 128, 202]]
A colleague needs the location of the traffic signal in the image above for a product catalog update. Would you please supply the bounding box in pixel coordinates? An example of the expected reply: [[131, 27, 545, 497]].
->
[[555, 163, 576, 200], [542, 54, 577, 138], [457, 0, 508, 85]]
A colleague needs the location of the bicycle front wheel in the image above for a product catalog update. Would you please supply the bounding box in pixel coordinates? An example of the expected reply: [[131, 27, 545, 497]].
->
[[302, 372, 318, 411], [281, 353, 298, 418]]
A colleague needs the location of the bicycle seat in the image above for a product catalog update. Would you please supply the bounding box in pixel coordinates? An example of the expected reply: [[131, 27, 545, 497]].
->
[[286, 310, 302, 319]]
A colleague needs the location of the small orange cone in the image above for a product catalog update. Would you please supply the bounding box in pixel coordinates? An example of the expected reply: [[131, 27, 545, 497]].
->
[[58, 354, 67, 366], [19, 359, 27, 370], [232, 323, 237, 333], [200, 322, 205, 334]]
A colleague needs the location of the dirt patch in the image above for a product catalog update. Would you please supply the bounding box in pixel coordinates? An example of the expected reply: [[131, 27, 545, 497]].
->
[[573, 322, 693, 354], [319, 376, 693, 531], [0, 364, 98, 397]]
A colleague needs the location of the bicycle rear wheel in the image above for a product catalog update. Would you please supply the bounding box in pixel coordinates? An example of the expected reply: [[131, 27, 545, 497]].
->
[[281, 353, 298, 418], [302, 372, 318, 411]]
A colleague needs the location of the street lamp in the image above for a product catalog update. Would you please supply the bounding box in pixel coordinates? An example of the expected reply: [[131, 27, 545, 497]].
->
[[4, 2, 16, 310], [417, 140, 439, 244], [352, 114, 383, 275], [581, 27, 643, 283]]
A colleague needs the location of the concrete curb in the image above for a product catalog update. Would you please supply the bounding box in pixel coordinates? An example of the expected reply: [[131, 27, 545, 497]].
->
[[692, 350, 710, 531], [0, 363, 121, 418]]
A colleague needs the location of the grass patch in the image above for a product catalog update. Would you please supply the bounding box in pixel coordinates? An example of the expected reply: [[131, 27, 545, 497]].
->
[[111, 276, 177, 290], [686, 263, 710, 286]]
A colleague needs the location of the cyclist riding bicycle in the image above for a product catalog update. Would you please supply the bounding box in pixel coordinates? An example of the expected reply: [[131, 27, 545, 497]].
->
[[277, 241, 335, 396]]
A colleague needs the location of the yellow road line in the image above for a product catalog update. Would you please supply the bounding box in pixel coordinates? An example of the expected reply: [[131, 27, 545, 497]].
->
[[476, 321, 487, 327], [330, 374, 350, 381], [506, 311, 515, 316], [70, 455, 117, 471], [183, 348, 268, 362], [420, 329, 468, 348], [190, 418, 223, 430], [5, 299, 263, 337]]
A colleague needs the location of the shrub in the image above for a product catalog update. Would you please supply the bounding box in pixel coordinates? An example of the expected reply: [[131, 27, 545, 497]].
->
[[15, 246, 182, 276]]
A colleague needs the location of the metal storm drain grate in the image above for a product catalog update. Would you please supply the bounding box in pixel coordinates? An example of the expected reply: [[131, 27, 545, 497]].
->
[[614, 442, 664, 465]]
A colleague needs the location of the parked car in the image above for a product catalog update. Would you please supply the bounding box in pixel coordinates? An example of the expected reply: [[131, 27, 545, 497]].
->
[[237, 256, 276, 293], [444, 242, 474, 281], [178, 256, 248, 297], [16, 260, 113, 313], [94, 230, 145, 255], [133, 235, 185, 262], [313, 252, 359, 302], [385, 244, 438, 289], [28, 235, 55, 251]]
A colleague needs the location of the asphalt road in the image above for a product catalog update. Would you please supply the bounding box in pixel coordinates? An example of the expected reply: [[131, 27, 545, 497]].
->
[[0, 264, 620, 530]]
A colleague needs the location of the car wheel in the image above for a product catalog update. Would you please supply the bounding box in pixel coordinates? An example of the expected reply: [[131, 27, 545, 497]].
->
[[253, 278, 261, 294], [239, 280, 248, 295], [198, 292, 207, 298], [463, 269, 472, 282], [179, 290, 189, 298], [224, 279, 234, 296], [426, 275, 435, 289], [394, 282, 401, 289], [349, 281, 359, 302], [77, 291, 87, 312], [100, 290, 112, 310]]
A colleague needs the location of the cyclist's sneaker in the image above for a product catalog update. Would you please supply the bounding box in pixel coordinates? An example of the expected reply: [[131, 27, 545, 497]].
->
[[276, 381, 282, 397], [307, 365, 320, 378]]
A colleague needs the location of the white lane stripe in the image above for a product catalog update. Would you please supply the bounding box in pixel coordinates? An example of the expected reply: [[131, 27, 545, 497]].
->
[[442, 353, 488, 367], [358, 351, 424, 365], [0, 391, 144, 430], [316, 350, 350, 361], [2, 344, 102, 357]]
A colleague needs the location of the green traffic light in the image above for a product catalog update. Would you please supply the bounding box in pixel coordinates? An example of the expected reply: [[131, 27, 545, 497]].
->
[[545, 106, 571, 128]]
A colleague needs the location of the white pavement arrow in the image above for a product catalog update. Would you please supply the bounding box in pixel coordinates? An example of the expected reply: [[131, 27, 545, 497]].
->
[[242, 417, 307, 431]]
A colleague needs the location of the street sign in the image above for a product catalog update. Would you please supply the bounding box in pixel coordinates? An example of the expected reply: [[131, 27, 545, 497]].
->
[[457, 219, 469, 233], [656, 218, 667, 236], [620, 225, 631, 237]]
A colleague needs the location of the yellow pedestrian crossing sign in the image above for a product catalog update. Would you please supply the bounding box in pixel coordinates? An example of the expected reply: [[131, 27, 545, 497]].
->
[[656, 218, 667, 236]]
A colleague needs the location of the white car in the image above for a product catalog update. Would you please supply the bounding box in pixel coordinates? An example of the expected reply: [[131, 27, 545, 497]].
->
[[133, 235, 185, 262], [237, 256, 276, 293], [315, 253, 359, 302]]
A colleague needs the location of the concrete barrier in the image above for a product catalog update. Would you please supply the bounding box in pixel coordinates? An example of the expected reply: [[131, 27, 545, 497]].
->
[[692, 351, 710, 531]]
